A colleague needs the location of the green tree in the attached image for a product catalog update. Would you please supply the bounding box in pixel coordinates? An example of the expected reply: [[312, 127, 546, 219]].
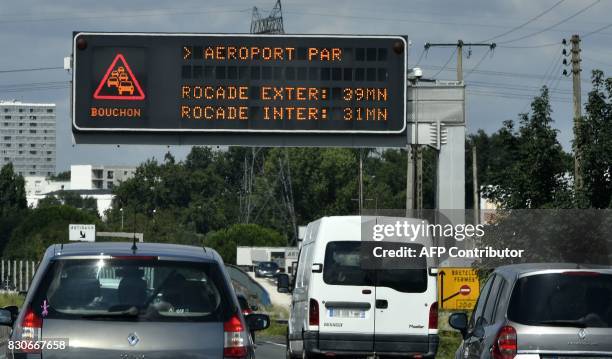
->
[[3, 206, 98, 260], [481, 87, 571, 209], [0, 163, 27, 254], [39, 191, 98, 216], [204, 224, 286, 264], [576, 70, 612, 208]]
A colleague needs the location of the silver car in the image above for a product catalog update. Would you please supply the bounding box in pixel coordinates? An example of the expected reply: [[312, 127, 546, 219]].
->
[[449, 263, 612, 359], [0, 242, 269, 359]]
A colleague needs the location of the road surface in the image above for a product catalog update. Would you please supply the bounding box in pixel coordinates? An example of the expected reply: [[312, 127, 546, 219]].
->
[[255, 337, 285, 358], [249, 273, 291, 308]]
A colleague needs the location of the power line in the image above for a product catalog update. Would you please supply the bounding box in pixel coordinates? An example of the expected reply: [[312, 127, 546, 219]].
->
[[413, 48, 426, 66], [0, 7, 250, 25], [431, 48, 457, 78], [583, 21, 612, 38], [0, 66, 63, 74], [464, 50, 491, 79], [497, 0, 601, 44], [479, 0, 566, 43]]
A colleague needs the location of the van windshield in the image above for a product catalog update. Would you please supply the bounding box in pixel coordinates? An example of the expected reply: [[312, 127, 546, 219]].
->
[[323, 241, 427, 293], [508, 272, 612, 328], [31, 258, 232, 322]]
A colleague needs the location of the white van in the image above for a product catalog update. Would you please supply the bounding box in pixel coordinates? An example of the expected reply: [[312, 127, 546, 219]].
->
[[278, 216, 439, 358]]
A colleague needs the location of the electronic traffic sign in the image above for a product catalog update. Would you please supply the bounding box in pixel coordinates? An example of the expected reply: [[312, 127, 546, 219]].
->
[[72, 32, 407, 146]]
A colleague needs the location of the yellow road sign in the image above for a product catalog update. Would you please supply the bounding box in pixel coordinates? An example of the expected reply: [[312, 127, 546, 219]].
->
[[438, 267, 480, 310]]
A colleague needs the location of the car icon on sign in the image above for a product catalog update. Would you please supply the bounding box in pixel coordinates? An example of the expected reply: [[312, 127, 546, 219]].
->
[[107, 76, 119, 88], [118, 81, 134, 95]]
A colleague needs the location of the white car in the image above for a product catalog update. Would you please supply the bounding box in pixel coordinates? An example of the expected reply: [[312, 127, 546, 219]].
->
[[278, 216, 439, 358]]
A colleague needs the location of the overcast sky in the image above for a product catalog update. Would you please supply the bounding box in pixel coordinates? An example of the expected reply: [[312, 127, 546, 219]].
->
[[1, 0, 611, 171]]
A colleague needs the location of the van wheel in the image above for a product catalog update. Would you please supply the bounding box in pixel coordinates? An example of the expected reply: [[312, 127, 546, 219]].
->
[[302, 350, 317, 359]]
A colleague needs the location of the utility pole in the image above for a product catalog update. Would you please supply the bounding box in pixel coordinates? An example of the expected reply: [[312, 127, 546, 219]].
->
[[472, 145, 479, 225], [359, 149, 364, 215], [424, 40, 495, 81], [570, 34, 583, 192]]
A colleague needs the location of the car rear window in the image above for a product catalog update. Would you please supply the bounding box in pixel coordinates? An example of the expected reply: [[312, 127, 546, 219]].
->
[[323, 241, 427, 293], [30, 258, 233, 322], [259, 262, 278, 269], [508, 272, 612, 328]]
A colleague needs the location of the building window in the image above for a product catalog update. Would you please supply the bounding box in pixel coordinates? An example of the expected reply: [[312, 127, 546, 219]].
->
[[107, 171, 114, 179], [3, 136, 10, 140], [4, 116, 10, 119], [29, 130, 36, 134], [30, 150, 36, 155], [18, 109, 23, 113], [46, 158, 52, 162], [47, 151, 52, 154], [3, 157, 9, 161], [107, 182, 114, 189], [47, 109, 53, 113], [30, 123, 36, 127], [30, 144, 35, 148]]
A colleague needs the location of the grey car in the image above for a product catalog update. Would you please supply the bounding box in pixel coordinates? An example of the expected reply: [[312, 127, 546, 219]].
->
[[448, 263, 612, 359], [0, 242, 270, 359]]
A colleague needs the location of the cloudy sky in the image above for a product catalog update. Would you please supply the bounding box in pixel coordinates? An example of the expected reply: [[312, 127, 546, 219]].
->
[[1, 0, 611, 171]]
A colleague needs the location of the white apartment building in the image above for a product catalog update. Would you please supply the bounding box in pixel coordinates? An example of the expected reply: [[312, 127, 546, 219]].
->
[[0, 100, 56, 176], [24, 164, 136, 217], [71, 165, 136, 190]]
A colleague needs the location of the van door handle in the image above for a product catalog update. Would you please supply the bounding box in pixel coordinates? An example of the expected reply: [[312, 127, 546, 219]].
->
[[375, 299, 388, 309]]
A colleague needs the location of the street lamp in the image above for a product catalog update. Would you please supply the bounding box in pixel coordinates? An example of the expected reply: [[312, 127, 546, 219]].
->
[[119, 208, 124, 230]]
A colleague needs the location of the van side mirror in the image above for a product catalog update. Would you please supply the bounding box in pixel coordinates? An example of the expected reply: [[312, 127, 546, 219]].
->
[[277, 273, 291, 293], [448, 312, 468, 339], [245, 313, 270, 331], [0, 308, 14, 327]]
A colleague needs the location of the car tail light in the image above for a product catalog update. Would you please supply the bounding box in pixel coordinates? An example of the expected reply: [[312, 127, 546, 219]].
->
[[309, 298, 319, 326], [14, 307, 42, 353], [223, 314, 248, 358], [492, 326, 517, 359], [428, 302, 438, 329]]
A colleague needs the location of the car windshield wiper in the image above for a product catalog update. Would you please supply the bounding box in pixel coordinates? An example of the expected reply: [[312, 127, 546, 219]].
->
[[81, 306, 140, 319], [536, 319, 588, 328]]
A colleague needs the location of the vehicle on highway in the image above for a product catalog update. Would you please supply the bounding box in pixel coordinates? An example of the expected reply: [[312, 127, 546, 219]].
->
[[1, 242, 270, 359], [278, 216, 439, 358], [254, 261, 280, 278], [448, 263, 612, 359]]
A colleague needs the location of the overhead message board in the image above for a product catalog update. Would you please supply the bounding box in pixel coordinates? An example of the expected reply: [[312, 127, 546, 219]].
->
[[72, 32, 408, 146]]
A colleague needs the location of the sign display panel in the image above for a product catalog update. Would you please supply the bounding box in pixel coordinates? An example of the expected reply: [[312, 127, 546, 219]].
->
[[73, 33, 407, 135]]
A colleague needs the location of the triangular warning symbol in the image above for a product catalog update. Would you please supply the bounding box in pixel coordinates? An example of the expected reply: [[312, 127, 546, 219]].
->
[[93, 54, 145, 100]]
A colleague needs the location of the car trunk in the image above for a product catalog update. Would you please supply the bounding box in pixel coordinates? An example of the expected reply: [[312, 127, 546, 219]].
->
[[509, 271, 612, 356], [41, 319, 224, 359]]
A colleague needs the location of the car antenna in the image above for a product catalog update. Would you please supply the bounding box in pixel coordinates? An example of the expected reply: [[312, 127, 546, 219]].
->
[[131, 233, 138, 253], [131, 206, 138, 253]]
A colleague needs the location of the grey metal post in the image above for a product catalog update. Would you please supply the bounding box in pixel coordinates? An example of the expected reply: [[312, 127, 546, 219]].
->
[[12, 260, 16, 290]]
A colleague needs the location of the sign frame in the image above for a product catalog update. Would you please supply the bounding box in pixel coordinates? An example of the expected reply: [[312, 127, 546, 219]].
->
[[72, 32, 407, 136]]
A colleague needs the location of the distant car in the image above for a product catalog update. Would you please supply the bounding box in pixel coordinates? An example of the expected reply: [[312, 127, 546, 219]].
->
[[106, 76, 119, 88], [448, 263, 612, 359], [118, 81, 134, 95], [254, 261, 280, 278], [2, 242, 270, 358]]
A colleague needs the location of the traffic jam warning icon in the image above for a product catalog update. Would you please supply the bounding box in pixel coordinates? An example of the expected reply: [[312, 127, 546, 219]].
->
[[93, 54, 145, 100]]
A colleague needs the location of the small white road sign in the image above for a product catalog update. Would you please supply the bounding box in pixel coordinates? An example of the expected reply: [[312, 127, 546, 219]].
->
[[69, 224, 96, 242]]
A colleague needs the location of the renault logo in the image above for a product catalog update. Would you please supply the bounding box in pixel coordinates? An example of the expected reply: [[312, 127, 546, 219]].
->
[[578, 328, 587, 341], [127, 333, 140, 346]]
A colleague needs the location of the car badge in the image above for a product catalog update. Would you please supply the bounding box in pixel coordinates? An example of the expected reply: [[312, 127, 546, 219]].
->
[[127, 333, 140, 346], [578, 328, 587, 340]]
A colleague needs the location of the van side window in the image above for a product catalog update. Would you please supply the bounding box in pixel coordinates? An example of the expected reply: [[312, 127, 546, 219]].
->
[[469, 274, 495, 332], [296, 244, 313, 289]]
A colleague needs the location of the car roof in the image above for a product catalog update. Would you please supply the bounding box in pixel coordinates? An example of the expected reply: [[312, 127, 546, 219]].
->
[[495, 262, 612, 280], [50, 242, 217, 262]]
